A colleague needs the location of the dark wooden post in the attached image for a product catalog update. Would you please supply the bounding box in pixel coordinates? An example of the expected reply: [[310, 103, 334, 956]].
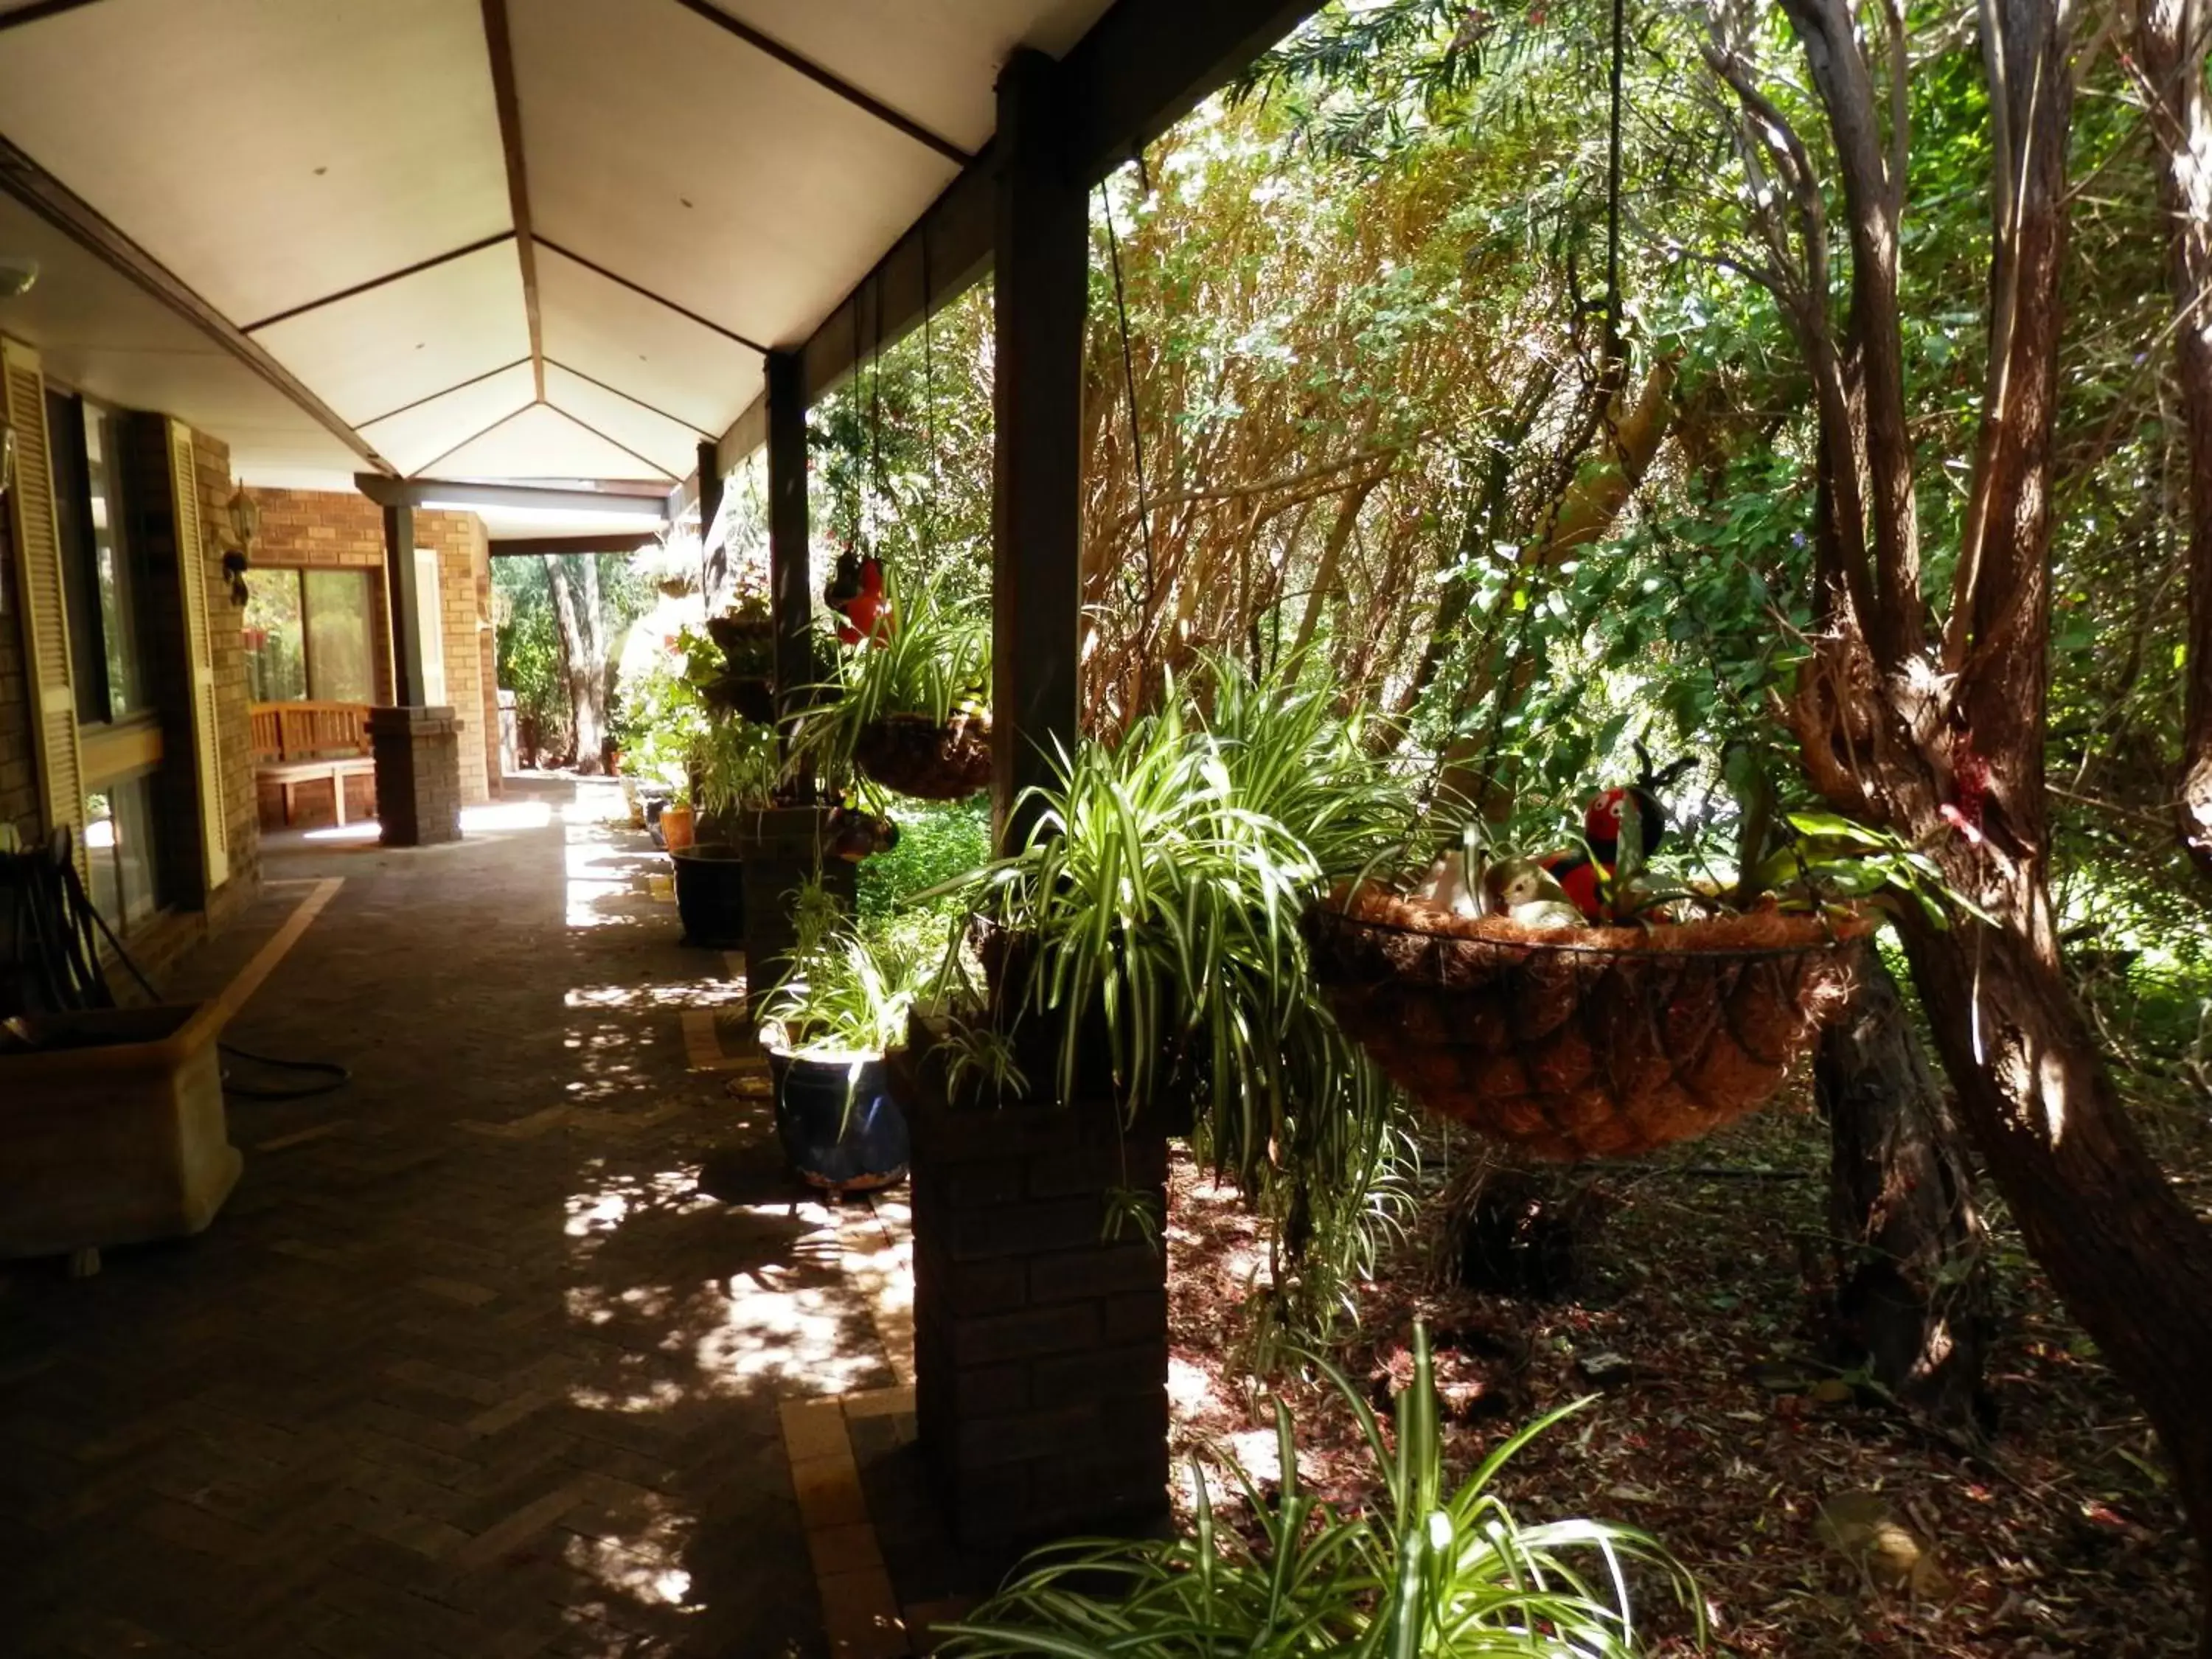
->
[[696, 438, 726, 607], [992, 47, 1088, 854], [766, 349, 814, 799], [383, 502, 422, 709]]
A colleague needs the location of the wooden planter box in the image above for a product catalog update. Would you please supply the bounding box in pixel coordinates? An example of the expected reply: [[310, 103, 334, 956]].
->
[[0, 1003, 242, 1259]]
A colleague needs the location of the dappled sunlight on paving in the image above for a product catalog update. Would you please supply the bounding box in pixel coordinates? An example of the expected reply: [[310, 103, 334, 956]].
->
[[566, 818, 658, 930]]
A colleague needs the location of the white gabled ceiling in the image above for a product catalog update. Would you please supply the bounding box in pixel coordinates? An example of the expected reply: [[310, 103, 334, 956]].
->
[[0, 0, 510, 324], [0, 0, 1117, 500], [434, 402, 670, 482], [706, 0, 1105, 154], [359, 361, 538, 476]]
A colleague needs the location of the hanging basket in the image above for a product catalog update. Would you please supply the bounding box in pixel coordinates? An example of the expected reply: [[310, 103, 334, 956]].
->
[[853, 712, 992, 801], [1305, 886, 1872, 1161]]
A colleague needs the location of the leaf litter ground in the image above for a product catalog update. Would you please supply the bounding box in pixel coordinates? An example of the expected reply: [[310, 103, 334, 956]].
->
[[1164, 1095, 2204, 1657]]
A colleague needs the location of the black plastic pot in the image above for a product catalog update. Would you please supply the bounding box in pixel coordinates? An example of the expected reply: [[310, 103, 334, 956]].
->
[[670, 844, 746, 947], [768, 1045, 911, 1193]]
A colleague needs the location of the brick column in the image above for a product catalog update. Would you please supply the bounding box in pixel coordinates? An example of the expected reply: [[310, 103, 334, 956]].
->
[[368, 706, 462, 847], [905, 1076, 1171, 1560]]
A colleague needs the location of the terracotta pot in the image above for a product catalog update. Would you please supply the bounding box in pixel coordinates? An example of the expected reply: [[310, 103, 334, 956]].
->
[[659, 801, 697, 852]]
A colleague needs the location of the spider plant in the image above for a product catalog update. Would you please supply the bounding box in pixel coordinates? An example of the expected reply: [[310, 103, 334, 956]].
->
[[955, 655, 1426, 1350], [936, 1323, 1703, 1658], [693, 713, 783, 818], [793, 575, 990, 774], [759, 883, 933, 1057]]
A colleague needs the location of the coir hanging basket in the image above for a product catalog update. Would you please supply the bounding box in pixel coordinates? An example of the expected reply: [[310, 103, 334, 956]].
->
[[853, 712, 992, 801], [1306, 886, 1871, 1161]]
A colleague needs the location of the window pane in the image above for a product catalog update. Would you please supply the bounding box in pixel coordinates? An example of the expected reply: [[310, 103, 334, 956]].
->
[[84, 788, 121, 925], [46, 391, 108, 725], [83, 411, 145, 717], [245, 571, 307, 702], [304, 569, 374, 703], [83, 778, 159, 931]]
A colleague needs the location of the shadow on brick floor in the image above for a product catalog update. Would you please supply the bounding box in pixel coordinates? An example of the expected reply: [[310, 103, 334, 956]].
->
[[0, 776, 896, 1659]]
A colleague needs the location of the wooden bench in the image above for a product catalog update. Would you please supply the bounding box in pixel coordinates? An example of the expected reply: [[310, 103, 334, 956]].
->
[[251, 702, 376, 827]]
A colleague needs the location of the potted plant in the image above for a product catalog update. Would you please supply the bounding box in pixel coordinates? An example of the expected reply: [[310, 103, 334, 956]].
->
[[657, 779, 697, 852], [757, 887, 925, 1193], [796, 577, 991, 800], [671, 712, 780, 948]]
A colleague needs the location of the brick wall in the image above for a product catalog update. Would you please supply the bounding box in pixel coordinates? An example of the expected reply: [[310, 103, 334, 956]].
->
[[416, 509, 499, 804], [905, 1079, 1172, 1560], [245, 490, 495, 804], [0, 499, 35, 844], [242, 488, 394, 704]]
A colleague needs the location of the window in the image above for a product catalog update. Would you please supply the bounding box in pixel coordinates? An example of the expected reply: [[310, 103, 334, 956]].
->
[[245, 568, 376, 703], [84, 775, 159, 931], [46, 390, 147, 723]]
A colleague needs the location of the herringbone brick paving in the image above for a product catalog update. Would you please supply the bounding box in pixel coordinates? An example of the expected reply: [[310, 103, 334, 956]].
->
[[1, 779, 896, 1658]]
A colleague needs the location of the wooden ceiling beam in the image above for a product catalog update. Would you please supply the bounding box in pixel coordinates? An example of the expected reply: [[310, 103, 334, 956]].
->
[[355, 356, 533, 431], [543, 356, 715, 439], [0, 0, 109, 35], [0, 133, 390, 470], [356, 474, 669, 517], [238, 231, 515, 333], [480, 0, 545, 400], [665, 0, 971, 166], [487, 531, 660, 557], [535, 236, 770, 353]]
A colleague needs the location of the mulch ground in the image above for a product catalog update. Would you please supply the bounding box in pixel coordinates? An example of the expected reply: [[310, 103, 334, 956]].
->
[[1163, 1095, 2203, 1657]]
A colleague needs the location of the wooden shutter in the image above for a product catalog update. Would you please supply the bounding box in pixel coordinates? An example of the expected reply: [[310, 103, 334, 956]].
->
[[1, 336, 86, 871], [167, 418, 229, 890]]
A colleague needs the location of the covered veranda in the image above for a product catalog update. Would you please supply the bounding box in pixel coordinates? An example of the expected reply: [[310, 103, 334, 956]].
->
[[0, 0, 1319, 1653]]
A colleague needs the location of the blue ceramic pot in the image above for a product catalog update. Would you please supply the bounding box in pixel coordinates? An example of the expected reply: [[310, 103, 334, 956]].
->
[[768, 1046, 911, 1194]]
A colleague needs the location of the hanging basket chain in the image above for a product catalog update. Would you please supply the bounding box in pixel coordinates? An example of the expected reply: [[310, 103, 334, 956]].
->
[[1100, 170, 1158, 638]]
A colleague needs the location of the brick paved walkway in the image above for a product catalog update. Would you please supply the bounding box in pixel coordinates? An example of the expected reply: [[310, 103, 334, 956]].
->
[[1, 778, 905, 1659]]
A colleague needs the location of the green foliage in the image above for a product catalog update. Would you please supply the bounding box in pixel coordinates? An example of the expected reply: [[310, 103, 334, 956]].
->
[[957, 658, 1425, 1349], [856, 799, 990, 925], [760, 890, 930, 1058], [693, 715, 781, 817], [793, 577, 992, 780], [493, 557, 568, 754], [938, 1324, 1700, 1658]]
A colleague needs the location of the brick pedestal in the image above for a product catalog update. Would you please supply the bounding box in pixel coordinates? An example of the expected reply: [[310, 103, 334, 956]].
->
[[907, 1071, 1170, 1560], [367, 706, 462, 848], [713, 806, 855, 995]]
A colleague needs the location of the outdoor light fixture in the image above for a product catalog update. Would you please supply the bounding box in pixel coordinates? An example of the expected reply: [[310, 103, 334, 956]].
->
[[223, 483, 258, 607]]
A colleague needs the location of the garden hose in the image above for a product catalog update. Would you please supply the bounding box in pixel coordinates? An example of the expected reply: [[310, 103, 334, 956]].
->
[[0, 832, 350, 1101]]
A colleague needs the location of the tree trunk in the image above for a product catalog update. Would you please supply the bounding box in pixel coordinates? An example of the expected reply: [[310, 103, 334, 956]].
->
[[2135, 0, 2212, 880], [543, 554, 605, 775], [1815, 947, 1989, 1430], [1711, 0, 2212, 1641], [1902, 914, 2212, 1650]]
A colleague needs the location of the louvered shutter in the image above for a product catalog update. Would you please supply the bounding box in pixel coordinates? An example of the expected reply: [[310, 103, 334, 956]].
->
[[167, 419, 229, 891], [1, 336, 86, 872]]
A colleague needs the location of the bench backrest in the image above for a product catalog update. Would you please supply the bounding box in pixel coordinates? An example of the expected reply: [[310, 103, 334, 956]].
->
[[251, 701, 371, 762]]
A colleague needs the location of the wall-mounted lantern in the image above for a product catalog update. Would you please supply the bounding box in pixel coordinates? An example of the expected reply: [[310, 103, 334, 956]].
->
[[222, 483, 258, 606]]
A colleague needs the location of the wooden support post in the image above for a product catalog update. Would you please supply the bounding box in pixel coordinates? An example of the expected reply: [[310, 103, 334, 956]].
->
[[697, 437, 726, 603], [766, 349, 814, 799], [383, 502, 422, 709], [992, 48, 1088, 854]]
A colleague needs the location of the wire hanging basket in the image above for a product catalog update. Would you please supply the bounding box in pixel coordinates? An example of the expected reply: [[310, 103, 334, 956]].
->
[[1305, 885, 1871, 1161], [853, 712, 992, 801]]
